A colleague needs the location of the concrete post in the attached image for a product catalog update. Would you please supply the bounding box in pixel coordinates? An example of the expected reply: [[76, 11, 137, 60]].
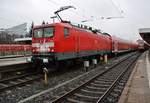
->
[[84, 61, 89, 72], [92, 59, 97, 67], [104, 54, 108, 63], [100, 55, 103, 61]]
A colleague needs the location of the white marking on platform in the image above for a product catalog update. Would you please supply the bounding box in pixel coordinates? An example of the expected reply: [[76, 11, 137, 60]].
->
[[146, 51, 150, 88]]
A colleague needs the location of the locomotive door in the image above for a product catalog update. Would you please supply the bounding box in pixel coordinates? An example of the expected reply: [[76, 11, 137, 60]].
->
[[75, 30, 80, 53]]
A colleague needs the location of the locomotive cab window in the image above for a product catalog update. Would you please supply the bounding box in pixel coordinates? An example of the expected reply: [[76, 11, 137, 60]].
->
[[34, 29, 43, 38], [64, 28, 69, 37], [44, 27, 54, 38]]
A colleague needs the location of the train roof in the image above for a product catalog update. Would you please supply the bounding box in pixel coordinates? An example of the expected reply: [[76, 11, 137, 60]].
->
[[33, 22, 71, 29], [33, 22, 109, 36]]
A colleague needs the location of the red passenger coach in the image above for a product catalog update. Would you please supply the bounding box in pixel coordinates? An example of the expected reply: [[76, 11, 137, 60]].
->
[[0, 44, 32, 54], [111, 36, 138, 54]]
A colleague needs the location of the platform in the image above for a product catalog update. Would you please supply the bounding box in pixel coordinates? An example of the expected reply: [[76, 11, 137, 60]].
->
[[0, 56, 29, 67], [119, 50, 150, 103]]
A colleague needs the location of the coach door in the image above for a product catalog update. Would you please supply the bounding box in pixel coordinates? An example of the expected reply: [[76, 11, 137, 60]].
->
[[114, 41, 118, 52]]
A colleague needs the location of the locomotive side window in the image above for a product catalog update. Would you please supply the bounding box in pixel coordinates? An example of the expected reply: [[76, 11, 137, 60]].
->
[[34, 29, 43, 38], [44, 27, 54, 38], [64, 28, 69, 37]]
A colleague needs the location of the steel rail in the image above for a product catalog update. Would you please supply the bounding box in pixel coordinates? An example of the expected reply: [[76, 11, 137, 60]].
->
[[96, 54, 140, 103], [0, 73, 42, 92]]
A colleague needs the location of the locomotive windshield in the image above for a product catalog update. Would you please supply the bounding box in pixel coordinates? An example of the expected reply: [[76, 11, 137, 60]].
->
[[33, 27, 54, 38], [44, 27, 54, 37], [34, 29, 43, 38]]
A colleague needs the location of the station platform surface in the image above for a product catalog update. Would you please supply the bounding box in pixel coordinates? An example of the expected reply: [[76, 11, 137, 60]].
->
[[119, 50, 150, 103], [0, 56, 29, 67]]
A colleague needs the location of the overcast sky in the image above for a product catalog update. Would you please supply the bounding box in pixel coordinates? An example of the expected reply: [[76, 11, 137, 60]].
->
[[0, 0, 150, 41]]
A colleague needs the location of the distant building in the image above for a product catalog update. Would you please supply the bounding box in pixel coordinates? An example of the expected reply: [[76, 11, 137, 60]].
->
[[4, 23, 28, 35], [0, 23, 27, 35], [0, 23, 28, 44]]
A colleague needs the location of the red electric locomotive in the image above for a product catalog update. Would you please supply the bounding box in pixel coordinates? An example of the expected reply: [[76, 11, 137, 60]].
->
[[31, 22, 112, 70]]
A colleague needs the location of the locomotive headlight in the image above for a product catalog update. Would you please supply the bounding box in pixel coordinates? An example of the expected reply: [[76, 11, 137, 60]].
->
[[36, 48, 39, 52], [51, 48, 54, 52], [48, 48, 51, 52], [43, 58, 48, 63], [32, 49, 35, 52], [27, 57, 32, 62]]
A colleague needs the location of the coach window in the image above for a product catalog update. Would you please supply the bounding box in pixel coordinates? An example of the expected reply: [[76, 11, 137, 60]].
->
[[64, 28, 69, 37]]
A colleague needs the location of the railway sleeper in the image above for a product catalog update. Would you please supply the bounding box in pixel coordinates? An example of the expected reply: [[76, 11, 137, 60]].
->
[[9, 81, 18, 85], [120, 79, 127, 83], [113, 88, 122, 93], [67, 98, 87, 103], [25, 77, 33, 80], [107, 92, 121, 101], [89, 83, 110, 88], [105, 96, 117, 103], [110, 92, 119, 98], [0, 83, 8, 87], [86, 86, 107, 92], [75, 90, 102, 98], [97, 78, 115, 82], [72, 93, 99, 103], [90, 82, 111, 87], [102, 75, 118, 78], [17, 79, 26, 82], [57, 91, 68, 96], [117, 85, 124, 89], [118, 82, 125, 86], [94, 80, 112, 84], [80, 89, 103, 96]]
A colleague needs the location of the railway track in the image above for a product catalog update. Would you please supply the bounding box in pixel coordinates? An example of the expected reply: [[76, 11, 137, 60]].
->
[[51, 53, 140, 103], [0, 73, 42, 92]]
